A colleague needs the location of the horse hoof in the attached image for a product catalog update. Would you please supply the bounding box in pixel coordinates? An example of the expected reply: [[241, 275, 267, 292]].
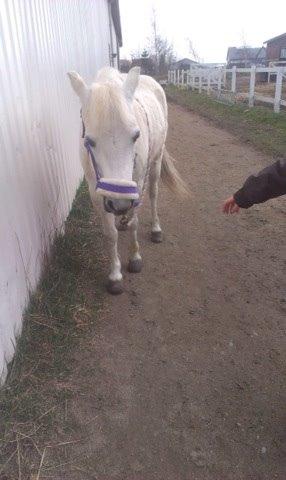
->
[[151, 231, 163, 243], [128, 258, 143, 273], [106, 280, 124, 295]]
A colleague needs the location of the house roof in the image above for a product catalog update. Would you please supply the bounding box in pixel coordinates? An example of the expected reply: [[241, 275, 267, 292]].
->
[[172, 58, 198, 66], [200, 62, 225, 67], [110, 0, 122, 47], [227, 47, 266, 61], [264, 33, 286, 44]]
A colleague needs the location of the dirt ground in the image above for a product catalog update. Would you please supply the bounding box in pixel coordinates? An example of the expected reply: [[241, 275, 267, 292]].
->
[[57, 103, 286, 479]]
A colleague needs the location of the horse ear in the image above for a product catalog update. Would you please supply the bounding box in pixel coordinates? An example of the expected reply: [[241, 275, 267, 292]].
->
[[124, 67, 140, 102], [67, 71, 88, 103]]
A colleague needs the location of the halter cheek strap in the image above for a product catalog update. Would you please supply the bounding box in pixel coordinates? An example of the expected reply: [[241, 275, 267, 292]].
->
[[84, 140, 100, 182]]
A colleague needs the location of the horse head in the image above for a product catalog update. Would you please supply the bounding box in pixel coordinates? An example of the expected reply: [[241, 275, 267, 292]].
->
[[68, 68, 141, 215]]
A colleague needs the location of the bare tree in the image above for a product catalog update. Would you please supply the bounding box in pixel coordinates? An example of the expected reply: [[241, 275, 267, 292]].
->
[[149, 7, 176, 74], [186, 38, 203, 64], [240, 31, 252, 67], [151, 7, 159, 68]]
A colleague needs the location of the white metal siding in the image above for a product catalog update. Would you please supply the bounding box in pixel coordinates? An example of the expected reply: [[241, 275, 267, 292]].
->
[[111, 16, 119, 68], [0, 0, 116, 383], [108, 1, 119, 68]]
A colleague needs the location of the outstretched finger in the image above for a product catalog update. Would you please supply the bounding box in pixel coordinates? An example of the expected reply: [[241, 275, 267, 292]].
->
[[231, 203, 240, 214], [223, 199, 232, 214]]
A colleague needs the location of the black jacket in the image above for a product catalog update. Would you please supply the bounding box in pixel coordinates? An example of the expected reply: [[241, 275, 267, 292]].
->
[[234, 159, 286, 209]]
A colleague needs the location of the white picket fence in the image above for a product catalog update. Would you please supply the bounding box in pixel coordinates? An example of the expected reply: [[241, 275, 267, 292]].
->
[[168, 66, 286, 113]]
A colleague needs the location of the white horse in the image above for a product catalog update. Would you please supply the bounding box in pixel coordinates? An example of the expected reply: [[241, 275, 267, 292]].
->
[[68, 67, 186, 294]]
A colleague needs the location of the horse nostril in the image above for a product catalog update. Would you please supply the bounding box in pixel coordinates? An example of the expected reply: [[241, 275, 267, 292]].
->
[[107, 199, 114, 210], [103, 198, 115, 213]]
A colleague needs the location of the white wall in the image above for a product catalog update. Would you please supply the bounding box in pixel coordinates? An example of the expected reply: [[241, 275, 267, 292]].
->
[[0, 0, 115, 383], [108, 2, 120, 68]]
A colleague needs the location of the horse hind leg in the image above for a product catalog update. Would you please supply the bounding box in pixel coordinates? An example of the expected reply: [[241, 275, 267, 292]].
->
[[127, 213, 143, 273], [149, 155, 163, 243]]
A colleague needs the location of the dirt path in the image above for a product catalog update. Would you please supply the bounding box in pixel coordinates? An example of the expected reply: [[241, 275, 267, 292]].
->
[[63, 103, 286, 479]]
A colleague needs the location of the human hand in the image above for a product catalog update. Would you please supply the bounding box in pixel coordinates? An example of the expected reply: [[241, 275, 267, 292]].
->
[[222, 196, 240, 214]]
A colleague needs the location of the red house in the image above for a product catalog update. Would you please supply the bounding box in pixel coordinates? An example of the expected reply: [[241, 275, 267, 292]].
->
[[264, 33, 286, 66]]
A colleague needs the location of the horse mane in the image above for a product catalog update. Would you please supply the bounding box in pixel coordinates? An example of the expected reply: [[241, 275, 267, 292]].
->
[[87, 80, 136, 136]]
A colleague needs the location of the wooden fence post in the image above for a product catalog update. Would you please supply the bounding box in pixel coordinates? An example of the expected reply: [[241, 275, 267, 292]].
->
[[274, 69, 283, 113], [249, 65, 256, 107], [223, 68, 227, 87], [217, 68, 222, 93], [189, 67, 192, 87], [207, 70, 211, 95], [199, 71, 202, 93], [191, 73, 194, 90], [182, 70, 185, 86], [231, 66, 236, 93]]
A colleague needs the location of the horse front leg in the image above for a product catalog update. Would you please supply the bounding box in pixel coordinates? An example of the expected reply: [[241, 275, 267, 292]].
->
[[102, 211, 123, 295], [127, 213, 142, 273], [149, 157, 163, 243]]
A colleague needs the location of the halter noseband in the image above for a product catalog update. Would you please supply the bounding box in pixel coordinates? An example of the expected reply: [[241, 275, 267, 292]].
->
[[81, 111, 140, 206]]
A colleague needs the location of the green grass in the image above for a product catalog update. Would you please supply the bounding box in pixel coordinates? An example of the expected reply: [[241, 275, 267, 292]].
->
[[0, 181, 105, 479], [166, 85, 286, 158]]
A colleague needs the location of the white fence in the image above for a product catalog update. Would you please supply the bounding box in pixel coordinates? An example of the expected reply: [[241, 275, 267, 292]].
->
[[0, 0, 117, 383], [168, 66, 286, 113]]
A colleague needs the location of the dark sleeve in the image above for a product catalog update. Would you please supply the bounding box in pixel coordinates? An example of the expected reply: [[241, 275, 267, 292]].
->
[[233, 159, 286, 209]]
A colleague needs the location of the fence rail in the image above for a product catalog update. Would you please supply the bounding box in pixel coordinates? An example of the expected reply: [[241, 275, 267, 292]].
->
[[168, 66, 286, 113]]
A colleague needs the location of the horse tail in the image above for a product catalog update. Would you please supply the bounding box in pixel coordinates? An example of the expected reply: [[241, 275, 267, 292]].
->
[[161, 147, 190, 197]]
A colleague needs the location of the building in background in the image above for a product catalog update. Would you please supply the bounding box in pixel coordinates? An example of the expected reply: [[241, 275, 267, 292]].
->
[[170, 58, 199, 70], [264, 33, 286, 67], [120, 59, 132, 72], [131, 55, 156, 75], [0, 0, 122, 384], [226, 47, 266, 68]]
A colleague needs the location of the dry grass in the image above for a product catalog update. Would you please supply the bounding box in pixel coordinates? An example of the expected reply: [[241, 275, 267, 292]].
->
[[0, 182, 106, 479], [225, 74, 286, 100]]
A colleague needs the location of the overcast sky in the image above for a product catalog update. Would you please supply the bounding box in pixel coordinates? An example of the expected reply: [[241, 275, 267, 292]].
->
[[119, 0, 286, 63]]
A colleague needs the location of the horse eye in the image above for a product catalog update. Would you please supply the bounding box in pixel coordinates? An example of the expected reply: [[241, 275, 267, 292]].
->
[[85, 136, 96, 148], [132, 130, 140, 142]]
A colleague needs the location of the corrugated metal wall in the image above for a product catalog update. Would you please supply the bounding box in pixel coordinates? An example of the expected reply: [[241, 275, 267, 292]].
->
[[0, 0, 117, 383]]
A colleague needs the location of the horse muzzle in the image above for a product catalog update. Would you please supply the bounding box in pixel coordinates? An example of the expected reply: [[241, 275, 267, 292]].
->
[[103, 197, 135, 215], [97, 178, 140, 214]]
